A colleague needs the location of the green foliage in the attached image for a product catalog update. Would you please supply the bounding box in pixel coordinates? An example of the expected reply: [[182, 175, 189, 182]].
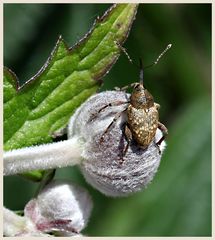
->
[[4, 4, 138, 150], [3, 4, 138, 179], [4, 3, 211, 236]]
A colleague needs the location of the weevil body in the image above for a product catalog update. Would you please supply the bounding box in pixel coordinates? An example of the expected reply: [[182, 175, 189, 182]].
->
[[91, 44, 172, 162], [95, 80, 168, 161], [127, 83, 160, 149]]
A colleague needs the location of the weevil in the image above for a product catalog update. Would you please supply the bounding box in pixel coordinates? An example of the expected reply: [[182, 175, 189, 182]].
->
[[122, 73, 168, 157], [90, 44, 171, 163]]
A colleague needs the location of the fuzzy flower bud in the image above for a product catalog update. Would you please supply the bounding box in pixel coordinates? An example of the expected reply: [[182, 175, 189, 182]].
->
[[69, 91, 166, 196], [24, 180, 93, 234], [3, 180, 92, 236]]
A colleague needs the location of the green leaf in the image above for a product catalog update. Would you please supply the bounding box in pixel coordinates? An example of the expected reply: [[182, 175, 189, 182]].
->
[[4, 4, 138, 180]]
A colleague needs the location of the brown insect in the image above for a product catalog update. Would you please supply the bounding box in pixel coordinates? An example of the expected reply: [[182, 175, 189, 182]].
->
[[91, 44, 171, 163]]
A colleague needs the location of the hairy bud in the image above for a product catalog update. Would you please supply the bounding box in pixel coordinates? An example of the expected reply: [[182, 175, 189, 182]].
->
[[4, 180, 92, 236], [69, 91, 166, 196], [25, 180, 93, 234]]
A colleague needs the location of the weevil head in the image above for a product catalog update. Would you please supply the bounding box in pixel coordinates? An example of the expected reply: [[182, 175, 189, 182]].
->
[[130, 83, 154, 109]]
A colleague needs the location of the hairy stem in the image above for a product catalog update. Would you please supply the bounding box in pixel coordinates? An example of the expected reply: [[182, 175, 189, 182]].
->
[[4, 136, 83, 176]]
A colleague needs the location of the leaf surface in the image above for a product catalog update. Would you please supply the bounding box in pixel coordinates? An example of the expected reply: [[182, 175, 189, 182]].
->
[[4, 4, 138, 180], [4, 4, 138, 150]]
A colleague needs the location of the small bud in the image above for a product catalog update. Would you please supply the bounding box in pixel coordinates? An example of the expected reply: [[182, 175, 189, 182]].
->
[[24, 180, 93, 234], [4, 180, 92, 236], [68, 91, 166, 197]]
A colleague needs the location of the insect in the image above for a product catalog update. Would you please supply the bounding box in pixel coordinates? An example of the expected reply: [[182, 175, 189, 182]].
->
[[91, 44, 171, 163]]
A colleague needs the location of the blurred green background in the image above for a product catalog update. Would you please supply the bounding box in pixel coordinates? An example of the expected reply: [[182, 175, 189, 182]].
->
[[4, 4, 211, 236]]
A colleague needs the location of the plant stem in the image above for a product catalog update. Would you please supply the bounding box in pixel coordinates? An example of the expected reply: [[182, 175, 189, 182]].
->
[[4, 136, 83, 176]]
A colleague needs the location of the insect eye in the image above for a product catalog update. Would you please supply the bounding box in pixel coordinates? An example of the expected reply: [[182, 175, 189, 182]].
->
[[134, 84, 141, 90], [134, 84, 139, 89]]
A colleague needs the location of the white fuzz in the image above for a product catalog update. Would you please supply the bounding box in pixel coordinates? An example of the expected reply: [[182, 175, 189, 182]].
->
[[4, 136, 83, 176], [3, 207, 31, 236], [3, 180, 92, 236], [24, 180, 93, 234], [68, 91, 166, 196]]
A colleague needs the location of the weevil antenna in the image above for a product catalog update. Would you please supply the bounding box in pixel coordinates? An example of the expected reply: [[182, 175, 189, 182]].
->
[[144, 44, 172, 70], [115, 41, 140, 69], [139, 58, 144, 85]]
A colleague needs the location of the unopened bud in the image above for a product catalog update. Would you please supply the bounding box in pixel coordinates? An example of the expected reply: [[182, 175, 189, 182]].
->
[[24, 180, 92, 234], [68, 91, 166, 196]]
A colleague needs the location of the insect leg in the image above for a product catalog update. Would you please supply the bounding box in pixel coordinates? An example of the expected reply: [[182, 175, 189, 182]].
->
[[119, 123, 133, 164], [156, 122, 168, 146], [100, 109, 127, 143], [89, 101, 128, 122], [114, 82, 139, 92]]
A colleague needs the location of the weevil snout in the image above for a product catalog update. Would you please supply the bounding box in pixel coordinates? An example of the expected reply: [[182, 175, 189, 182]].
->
[[133, 83, 144, 91]]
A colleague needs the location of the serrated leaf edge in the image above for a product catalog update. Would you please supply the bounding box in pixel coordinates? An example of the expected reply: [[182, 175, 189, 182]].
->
[[4, 4, 138, 93]]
